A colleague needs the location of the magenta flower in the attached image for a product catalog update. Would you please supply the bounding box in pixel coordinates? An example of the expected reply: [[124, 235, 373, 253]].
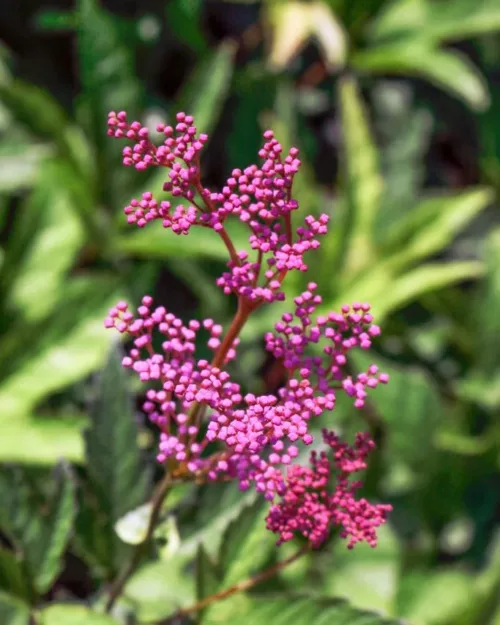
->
[[105, 110, 392, 549]]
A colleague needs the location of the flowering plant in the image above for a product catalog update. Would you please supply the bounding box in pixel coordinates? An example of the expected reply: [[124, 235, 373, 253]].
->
[[104, 110, 392, 616]]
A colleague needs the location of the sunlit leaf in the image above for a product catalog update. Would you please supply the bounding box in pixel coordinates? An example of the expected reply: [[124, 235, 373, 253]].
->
[[39, 604, 118, 625], [338, 75, 383, 279], [370, 0, 500, 45], [352, 43, 490, 111]]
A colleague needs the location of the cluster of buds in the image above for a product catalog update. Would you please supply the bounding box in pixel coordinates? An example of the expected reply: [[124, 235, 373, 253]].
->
[[105, 111, 391, 549]]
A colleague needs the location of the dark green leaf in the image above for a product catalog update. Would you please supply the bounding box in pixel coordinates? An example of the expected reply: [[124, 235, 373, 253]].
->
[[0, 550, 31, 602], [77, 0, 143, 207], [35, 464, 76, 594], [177, 41, 236, 137], [84, 345, 150, 572], [196, 544, 221, 602]]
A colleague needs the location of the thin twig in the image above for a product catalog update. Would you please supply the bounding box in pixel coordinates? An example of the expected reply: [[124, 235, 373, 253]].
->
[[159, 544, 310, 624], [105, 472, 173, 612]]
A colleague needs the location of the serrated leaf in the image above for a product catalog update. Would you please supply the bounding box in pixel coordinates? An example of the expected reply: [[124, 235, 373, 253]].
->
[[338, 75, 383, 279], [84, 345, 150, 572], [196, 544, 221, 604], [203, 593, 405, 625], [0, 591, 30, 625], [218, 497, 271, 586], [352, 43, 490, 111], [35, 464, 76, 594], [39, 604, 118, 625], [370, 0, 500, 45]]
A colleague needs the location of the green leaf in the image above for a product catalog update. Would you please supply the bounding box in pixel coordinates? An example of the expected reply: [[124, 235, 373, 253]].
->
[[372, 261, 484, 317], [34, 9, 78, 32], [0, 550, 31, 602], [115, 217, 249, 260], [84, 345, 150, 572], [139, 41, 236, 206], [196, 545, 221, 603], [370, 0, 500, 45], [325, 524, 401, 615], [0, 142, 52, 193], [381, 188, 493, 270], [4, 162, 84, 322], [203, 593, 406, 625], [0, 277, 123, 423], [352, 43, 490, 111], [353, 351, 442, 471], [178, 41, 236, 137], [123, 558, 194, 621], [0, 415, 86, 464], [77, 0, 143, 206], [35, 464, 76, 594], [0, 592, 30, 625], [39, 604, 118, 625], [338, 75, 383, 279], [218, 497, 272, 585]]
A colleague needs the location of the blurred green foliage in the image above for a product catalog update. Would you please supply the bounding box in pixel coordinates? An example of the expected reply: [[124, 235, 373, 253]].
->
[[0, 0, 499, 623]]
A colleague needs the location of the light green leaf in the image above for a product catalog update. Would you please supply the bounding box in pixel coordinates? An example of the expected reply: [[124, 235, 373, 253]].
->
[[0, 415, 86, 464], [370, 0, 500, 45], [326, 524, 401, 615], [352, 43, 490, 111], [0, 591, 30, 625], [0, 277, 123, 422], [114, 503, 152, 546], [338, 75, 383, 279], [39, 604, 118, 625], [84, 346, 150, 572], [6, 163, 84, 321], [372, 261, 484, 317], [35, 464, 76, 594], [382, 188, 493, 270], [203, 593, 406, 625], [123, 558, 194, 621], [115, 218, 249, 260], [0, 143, 52, 193]]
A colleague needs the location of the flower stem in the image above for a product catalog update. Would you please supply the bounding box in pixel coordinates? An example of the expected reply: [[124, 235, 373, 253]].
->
[[159, 544, 310, 624], [104, 472, 173, 613]]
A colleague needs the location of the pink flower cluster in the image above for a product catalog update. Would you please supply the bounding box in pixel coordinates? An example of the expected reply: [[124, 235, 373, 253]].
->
[[266, 431, 392, 548], [105, 110, 392, 549]]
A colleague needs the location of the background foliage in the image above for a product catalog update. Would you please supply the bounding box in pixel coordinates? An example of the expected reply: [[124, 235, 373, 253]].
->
[[0, 0, 499, 623]]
